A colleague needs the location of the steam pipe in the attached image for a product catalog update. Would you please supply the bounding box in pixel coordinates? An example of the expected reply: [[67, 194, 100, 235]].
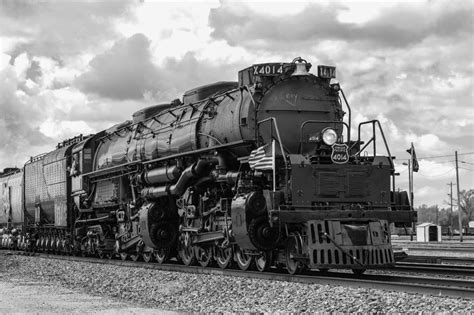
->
[[140, 158, 218, 199], [139, 165, 181, 185]]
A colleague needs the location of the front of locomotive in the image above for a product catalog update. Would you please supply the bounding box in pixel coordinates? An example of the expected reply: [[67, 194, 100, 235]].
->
[[243, 58, 416, 274]]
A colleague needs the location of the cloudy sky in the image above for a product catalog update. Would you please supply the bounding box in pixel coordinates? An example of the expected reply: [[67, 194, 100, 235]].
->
[[0, 0, 472, 207]]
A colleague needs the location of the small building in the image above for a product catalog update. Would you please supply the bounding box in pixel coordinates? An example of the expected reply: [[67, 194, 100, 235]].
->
[[416, 223, 442, 242], [468, 221, 474, 234]]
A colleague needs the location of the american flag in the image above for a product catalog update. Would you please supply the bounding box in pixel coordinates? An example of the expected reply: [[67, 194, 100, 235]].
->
[[406, 142, 419, 172], [249, 141, 274, 170]]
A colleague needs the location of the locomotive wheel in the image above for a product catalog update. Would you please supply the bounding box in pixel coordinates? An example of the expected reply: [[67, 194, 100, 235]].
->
[[235, 248, 252, 271], [196, 246, 212, 267], [151, 222, 178, 248], [120, 253, 128, 261], [255, 251, 272, 272], [130, 244, 142, 262], [215, 246, 233, 269], [154, 248, 170, 264], [56, 239, 64, 255], [179, 246, 195, 266], [143, 250, 153, 263], [248, 216, 280, 251], [178, 232, 195, 266], [285, 234, 303, 275]]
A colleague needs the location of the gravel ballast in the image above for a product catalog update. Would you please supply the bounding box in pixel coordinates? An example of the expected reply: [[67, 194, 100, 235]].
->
[[1, 254, 473, 313]]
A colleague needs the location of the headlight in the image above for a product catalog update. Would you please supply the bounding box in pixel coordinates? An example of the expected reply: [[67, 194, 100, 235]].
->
[[322, 128, 337, 145]]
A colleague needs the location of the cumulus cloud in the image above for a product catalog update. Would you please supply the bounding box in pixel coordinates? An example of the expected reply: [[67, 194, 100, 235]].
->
[[209, 0, 471, 49], [75, 33, 160, 100], [0, 60, 52, 167], [0, 0, 134, 59], [76, 33, 247, 100]]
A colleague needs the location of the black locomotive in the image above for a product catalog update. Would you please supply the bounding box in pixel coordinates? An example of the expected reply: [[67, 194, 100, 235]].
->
[[0, 57, 416, 274]]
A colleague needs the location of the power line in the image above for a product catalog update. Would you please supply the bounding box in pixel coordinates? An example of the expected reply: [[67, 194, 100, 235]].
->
[[416, 168, 456, 178], [461, 161, 474, 165], [459, 167, 474, 172], [418, 152, 474, 160]]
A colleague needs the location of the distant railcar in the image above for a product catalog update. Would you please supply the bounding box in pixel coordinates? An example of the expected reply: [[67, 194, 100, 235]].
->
[[0, 168, 23, 248]]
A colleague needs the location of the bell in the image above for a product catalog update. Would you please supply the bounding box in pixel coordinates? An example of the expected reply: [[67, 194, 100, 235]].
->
[[291, 62, 309, 76]]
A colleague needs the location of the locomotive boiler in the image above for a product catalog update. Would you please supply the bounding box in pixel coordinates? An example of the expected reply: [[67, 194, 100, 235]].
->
[[0, 57, 416, 274]]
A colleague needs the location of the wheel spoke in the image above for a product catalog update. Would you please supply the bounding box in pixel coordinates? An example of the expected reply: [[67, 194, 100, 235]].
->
[[215, 246, 233, 269], [285, 235, 302, 275], [179, 245, 195, 266], [196, 246, 212, 267], [235, 248, 252, 271]]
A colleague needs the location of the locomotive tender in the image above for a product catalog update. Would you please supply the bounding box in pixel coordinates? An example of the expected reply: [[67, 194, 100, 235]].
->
[[0, 57, 416, 274]]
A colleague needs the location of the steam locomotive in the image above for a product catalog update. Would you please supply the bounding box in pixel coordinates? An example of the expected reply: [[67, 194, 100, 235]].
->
[[0, 58, 416, 274]]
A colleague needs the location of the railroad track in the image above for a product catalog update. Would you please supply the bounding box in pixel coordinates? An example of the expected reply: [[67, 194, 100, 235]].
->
[[392, 262, 474, 277], [5, 250, 474, 299], [397, 254, 474, 265]]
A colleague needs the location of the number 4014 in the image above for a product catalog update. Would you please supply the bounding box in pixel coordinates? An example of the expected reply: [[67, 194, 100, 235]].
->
[[253, 64, 283, 76]]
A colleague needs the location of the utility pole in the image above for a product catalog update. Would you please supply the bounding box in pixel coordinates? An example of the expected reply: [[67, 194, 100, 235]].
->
[[406, 159, 414, 241], [455, 151, 463, 242], [447, 182, 455, 237]]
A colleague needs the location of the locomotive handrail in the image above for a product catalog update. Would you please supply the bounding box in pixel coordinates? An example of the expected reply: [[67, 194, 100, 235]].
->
[[82, 161, 140, 179], [197, 132, 224, 145], [356, 120, 394, 169], [298, 120, 349, 154], [240, 85, 262, 142], [339, 89, 352, 144], [143, 140, 253, 166], [25, 152, 47, 164]]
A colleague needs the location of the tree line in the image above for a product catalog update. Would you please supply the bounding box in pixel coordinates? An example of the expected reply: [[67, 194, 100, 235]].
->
[[416, 189, 473, 231]]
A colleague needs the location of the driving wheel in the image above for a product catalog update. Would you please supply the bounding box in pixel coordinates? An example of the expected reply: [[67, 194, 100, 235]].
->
[[235, 247, 252, 271], [255, 251, 272, 272], [215, 246, 233, 269]]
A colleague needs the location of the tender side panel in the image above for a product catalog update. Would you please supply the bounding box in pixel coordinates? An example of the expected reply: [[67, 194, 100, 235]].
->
[[25, 159, 48, 224], [25, 146, 70, 226], [0, 173, 22, 225], [8, 172, 24, 224], [0, 176, 8, 225], [43, 148, 69, 227]]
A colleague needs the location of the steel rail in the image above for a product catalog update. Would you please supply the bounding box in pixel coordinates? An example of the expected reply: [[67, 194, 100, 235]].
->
[[398, 255, 474, 265], [392, 262, 474, 277], [4, 251, 473, 299]]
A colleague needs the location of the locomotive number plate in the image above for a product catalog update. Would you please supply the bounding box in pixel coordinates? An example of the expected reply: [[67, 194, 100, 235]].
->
[[331, 143, 349, 164], [317, 65, 336, 79], [253, 63, 284, 76]]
